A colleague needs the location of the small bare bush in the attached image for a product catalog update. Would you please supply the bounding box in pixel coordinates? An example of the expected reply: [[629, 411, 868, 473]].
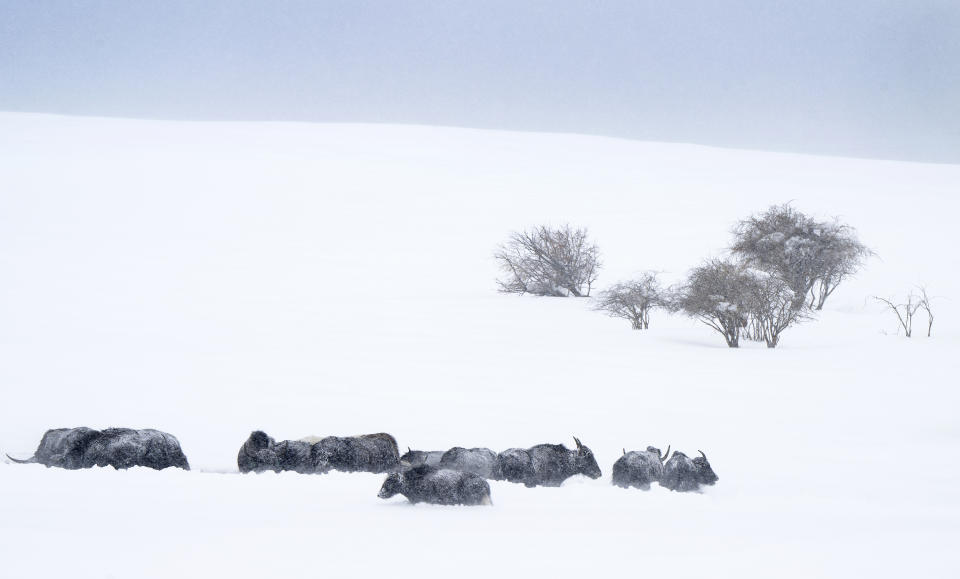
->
[[494, 225, 601, 297], [676, 259, 753, 348], [873, 293, 922, 337], [594, 272, 666, 330]]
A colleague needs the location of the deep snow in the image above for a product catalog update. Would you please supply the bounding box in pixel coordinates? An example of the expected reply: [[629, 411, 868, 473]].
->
[[1, 113, 958, 578]]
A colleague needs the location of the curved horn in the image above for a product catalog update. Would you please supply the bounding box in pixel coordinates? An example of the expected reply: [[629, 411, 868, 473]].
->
[[5, 453, 34, 464], [623, 448, 626, 456], [698, 450, 707, 461], [407, 446, 411, 453], [573, 436, 582, 450]]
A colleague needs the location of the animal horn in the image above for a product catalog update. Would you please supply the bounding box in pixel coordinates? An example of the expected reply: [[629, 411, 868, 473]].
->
[[573, 436, 582, 449], [407, 446, 411, 453], [5, 454, 34, 464], [698, 450, 707, 461], [623, 448, 626, 455], [661, 445, 671, 463]]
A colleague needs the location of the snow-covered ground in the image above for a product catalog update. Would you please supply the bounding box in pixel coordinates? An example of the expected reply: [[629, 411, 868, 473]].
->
[[1, 113, 958, 578]]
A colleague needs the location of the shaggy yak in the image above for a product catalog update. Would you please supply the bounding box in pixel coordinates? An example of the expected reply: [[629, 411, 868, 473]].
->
[[660, 450, 718, 492], [378, 464, 492, 506], [497, 437, 603, 487], [399, 447, 445, 468], [438, 447, 502, 479], [611, 445, 670, 490], [6, 427, 189, 471], [238, 430, 399, 474]]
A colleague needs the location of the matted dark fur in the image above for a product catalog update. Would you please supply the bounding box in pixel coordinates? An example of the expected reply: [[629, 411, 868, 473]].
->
[[612, 446, 668, 490], [378, 465, 492, 506], [660, 450, 718, 492], [237, 430, 399, 474], [438, 447, 501, 479], [7, 427, 189, 471], [496, 437, 602, 487], [497, 448, 534, 484]]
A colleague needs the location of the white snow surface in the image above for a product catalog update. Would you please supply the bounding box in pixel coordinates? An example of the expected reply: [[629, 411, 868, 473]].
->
[[1, 113, 958, 578]]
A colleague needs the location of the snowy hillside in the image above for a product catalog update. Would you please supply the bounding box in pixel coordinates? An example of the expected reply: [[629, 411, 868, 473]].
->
[[1, 113, 958, 578]]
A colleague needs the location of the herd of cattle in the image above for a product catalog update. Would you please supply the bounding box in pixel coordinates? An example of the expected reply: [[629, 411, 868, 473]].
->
[[6, 427, 718, 505]]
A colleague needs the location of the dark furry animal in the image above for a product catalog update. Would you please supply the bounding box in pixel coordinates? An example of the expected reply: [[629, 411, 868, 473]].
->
[[497, 448, 534, 484], [378, 465, 492, 506], [612, 445, 669, 490], [237, 431, 399, 474], [438, 447, 501, 479], [6, 427, 189, 471], [498, 437, 602, 487], [660, 450, 718, 492], [399, 447, 444, 468]]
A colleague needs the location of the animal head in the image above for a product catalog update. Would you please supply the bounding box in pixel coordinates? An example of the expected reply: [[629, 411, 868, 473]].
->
[[378, 473, 403, 499], [573, 436, 602, 479], [399, 448, 425, 467], [693, 450, 718, 485], [247, 431, 272, 450]]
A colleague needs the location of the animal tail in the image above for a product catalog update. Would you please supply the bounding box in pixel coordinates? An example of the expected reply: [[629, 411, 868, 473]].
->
[[5, 453, 35, 464]]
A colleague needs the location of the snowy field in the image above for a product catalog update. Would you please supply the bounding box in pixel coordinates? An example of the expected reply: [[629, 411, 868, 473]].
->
[[1, 113, 958, 578]]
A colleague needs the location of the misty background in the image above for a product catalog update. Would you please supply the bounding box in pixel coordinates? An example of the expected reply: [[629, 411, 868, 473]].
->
[[1, 0, 957, 163]]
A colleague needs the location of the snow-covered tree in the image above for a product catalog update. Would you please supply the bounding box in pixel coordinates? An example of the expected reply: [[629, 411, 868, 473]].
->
[[678, 259, 808, 348], [675, 259, 753, 348], [594, 272, 666, 329], [732, 204, 870, 310], [494, 225, 601, 297], [742, 271, 809, 348]]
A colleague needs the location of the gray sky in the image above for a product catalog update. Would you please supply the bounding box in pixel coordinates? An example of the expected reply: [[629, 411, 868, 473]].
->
[[2, 0, 958, 162]]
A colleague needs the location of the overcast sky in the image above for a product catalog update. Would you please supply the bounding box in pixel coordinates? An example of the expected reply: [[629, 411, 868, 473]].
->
[[1, 0, 958, 162]]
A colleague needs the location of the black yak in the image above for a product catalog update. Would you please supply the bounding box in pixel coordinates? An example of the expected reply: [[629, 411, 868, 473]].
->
[[6, 427, 189, 471], [497, 437, 602, 487], [611, 445, 669, 490], [378, 465, 492, 506], [660, 450, 718, 492], [438, 447, 501, 479], [237, 431, 399, 474], [497, 448, 533, 484], [399, 447, 444, 468]]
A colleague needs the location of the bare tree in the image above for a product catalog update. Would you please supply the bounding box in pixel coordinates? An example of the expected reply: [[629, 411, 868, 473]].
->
[[743, 271, 810, 348], [494, 225, 601, 297], [809, 221, 873, 309], [873, 293, 922, 337], [594, 272, 665, 329], [675, 259, 753, 348], [732, 204, 870, 310], [917, 286, 935, 338]]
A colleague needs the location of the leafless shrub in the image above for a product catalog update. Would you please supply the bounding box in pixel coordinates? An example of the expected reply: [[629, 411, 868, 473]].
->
[[675, 259, 753, 348], [677, 259, 809, 348], [732, 204, 871, 310], [917, 286, 935, 337], [873, 293, 922, 337], [494, 225, 601, 297], [743, 271, 811, 348], [594, 272, 666, 329]]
